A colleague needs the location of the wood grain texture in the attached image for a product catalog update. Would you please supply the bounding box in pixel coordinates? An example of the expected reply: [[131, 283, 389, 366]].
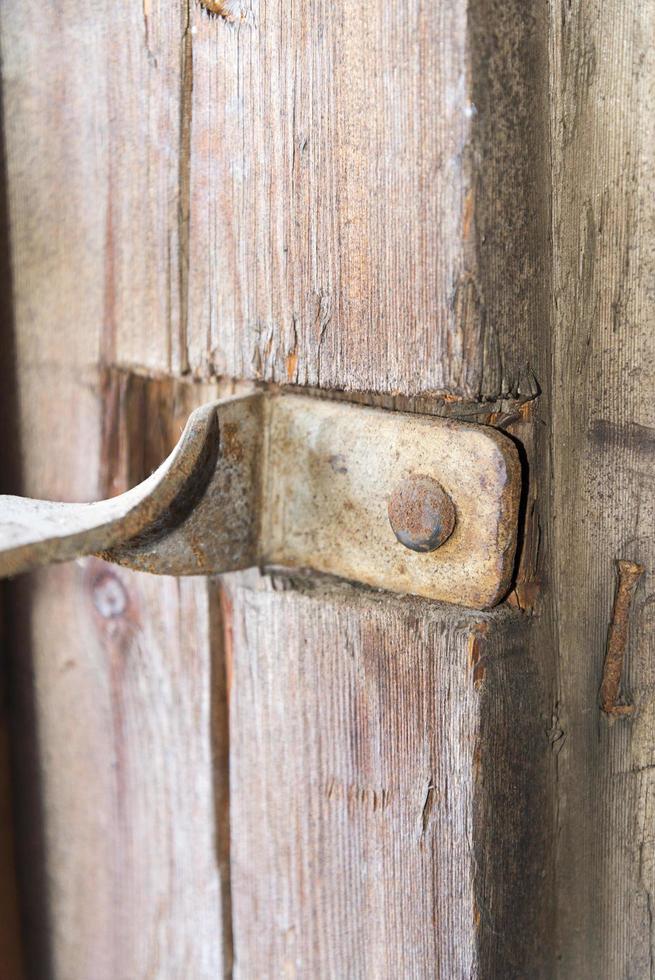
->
[[0, 629, 25, 980], [0, 31, 27, 977], [2, 0, 547, 399], [0, 19, 241, 971], [4, 371, 232, 978], [0, 0, 604, 980], [187, 0, 474, 394], [0, 0, 558, 977], [5, 0, 654, 972], [201, 2, 554, 972], [550, 1, 655, 975], [222, 571, 551, 978], [184, 0, 549, 398], [11, 561, 228, 979]]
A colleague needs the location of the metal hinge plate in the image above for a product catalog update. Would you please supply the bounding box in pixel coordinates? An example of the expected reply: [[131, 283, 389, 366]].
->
[[0, 393, 521, 609]]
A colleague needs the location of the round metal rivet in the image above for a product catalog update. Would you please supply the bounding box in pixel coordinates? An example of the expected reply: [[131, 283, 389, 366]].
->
[[387, 475, 456, 553]]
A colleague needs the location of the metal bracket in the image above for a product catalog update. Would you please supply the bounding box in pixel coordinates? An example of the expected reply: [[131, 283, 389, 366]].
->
[[0, 393, 521, 608]]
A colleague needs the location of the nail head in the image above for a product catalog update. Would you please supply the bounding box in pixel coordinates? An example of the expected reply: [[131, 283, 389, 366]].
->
[[388, 475, 456, 553]]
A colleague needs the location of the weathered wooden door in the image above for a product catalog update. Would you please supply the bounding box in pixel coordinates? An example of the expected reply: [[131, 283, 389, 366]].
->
[[0, 1, 653, 977]]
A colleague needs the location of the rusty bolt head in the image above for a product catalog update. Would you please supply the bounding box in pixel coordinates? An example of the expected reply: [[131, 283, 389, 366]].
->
[[388, 476, 456, 553]]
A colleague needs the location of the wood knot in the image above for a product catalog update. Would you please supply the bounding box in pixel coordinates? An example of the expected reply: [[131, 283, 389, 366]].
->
[[92, 570, 127, 619]]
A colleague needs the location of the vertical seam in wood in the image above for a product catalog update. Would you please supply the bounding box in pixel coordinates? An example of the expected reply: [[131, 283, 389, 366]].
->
[[210, 579, 235, 978], [178, 0, 193, 375]]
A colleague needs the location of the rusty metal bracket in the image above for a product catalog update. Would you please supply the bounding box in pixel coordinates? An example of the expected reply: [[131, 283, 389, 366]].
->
[[0, 393, 521, 608]]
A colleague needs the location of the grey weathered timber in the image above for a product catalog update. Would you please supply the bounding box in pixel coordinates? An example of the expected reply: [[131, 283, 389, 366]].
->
[[0, 614, 24, 979], [0, 0, 543, 403], [550, 1, 655, 974], [0, 0, 236, 968], [1, 367, 233, 977]]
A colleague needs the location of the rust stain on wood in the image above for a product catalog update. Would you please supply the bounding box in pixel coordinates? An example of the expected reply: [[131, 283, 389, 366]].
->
[[285, 351, 298, 382], [468, 623, 489, 690], [600, 559, 645, 717]]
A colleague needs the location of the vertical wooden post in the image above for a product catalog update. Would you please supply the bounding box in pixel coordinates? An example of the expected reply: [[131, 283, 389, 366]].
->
[[551, 2, 655, 973]]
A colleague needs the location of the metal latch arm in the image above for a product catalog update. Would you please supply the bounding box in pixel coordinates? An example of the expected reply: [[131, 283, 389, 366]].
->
[[0, 393, 521, 609]]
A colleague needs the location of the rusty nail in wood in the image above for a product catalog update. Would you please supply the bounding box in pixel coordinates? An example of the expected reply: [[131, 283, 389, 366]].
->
[[600, 559, 645, 718], [388, 475, 456, 553]]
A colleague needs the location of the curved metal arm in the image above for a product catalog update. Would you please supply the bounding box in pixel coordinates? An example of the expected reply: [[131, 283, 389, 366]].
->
[[0, 395, 263, 579]]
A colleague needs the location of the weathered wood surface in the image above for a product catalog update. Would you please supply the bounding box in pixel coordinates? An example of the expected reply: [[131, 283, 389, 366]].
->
[[12, 0, 655, 977], [1, 0, 546, 403], [0, 641, 24, 980], [0, 39, 26, 978], [0, 13, 238, 972], [550, 1, 655, 975], [226, 574, 485, 977], [3, 366, 233, 977], [223, 571, 551, 977], [0, 0, 556, 976]]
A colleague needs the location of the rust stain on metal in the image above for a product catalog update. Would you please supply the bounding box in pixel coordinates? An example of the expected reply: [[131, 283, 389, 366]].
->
[[328, 454, 348, 475], [600, 559, 645, 717], [222, 423, 244, 461], [0, 393, 522, 609], [265, 397, 522, 608], [388, 475, 456, 553]]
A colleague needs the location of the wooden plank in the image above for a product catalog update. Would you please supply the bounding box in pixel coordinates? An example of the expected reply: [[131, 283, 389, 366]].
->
[[0, 1, 559, 978], [0, 632, 25, 980], [0, 42, 27, 978], [207, 1, 557, 974], [185, 0, 548, 399], [0, 1, 237, 971], [550, 2, 655, 974], [10, 562, 230, 979], [0, 0, 191, 378], [222, 571, 552, 977], [3, 367, 232, 976], [1, 0, 548, 400]]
